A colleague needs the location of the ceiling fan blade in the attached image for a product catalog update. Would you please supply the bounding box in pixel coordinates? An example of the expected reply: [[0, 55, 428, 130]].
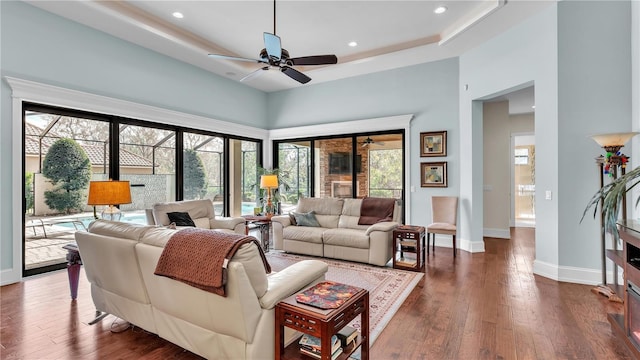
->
[[263, 32, 282, 61], [281, 66, 311, 84], [239, 66, 269, 82], [208, 53, 266, 64], [289, 55, 338, 66]]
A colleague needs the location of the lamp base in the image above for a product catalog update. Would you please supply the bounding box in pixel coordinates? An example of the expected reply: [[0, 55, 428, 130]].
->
[[101, 205, 122, 221]]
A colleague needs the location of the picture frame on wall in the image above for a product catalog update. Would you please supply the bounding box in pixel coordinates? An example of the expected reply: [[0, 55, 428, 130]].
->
[[421, 162, 448, 188], [420, 131, 447, 157]]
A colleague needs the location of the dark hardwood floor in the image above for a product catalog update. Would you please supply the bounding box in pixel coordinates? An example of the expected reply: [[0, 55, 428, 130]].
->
[[1, 227, 634, 359]]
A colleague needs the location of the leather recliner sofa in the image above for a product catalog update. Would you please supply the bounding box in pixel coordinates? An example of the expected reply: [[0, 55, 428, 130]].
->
[[75, 220, 328, 359], [271, 197, 400, 266]]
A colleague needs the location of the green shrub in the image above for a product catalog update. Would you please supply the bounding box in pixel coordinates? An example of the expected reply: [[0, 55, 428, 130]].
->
[[42, 138, 91, 214], [183, 149, 207, 200]]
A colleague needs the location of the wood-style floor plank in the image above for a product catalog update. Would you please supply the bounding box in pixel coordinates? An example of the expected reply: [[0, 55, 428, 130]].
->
[[1, 227, 635, 359]]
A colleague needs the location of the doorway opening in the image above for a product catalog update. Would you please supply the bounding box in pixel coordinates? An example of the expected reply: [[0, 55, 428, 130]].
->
[[513, 134, 535, 227]]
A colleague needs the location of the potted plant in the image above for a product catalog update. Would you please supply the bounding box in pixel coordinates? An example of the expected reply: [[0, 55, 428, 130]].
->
[[583, 165, 640, 238]]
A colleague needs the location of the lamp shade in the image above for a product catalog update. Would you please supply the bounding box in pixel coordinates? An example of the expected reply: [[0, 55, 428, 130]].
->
[[591, 132, 639, 148], [87, 180, 132, 206], [260, 174, 279, 189]]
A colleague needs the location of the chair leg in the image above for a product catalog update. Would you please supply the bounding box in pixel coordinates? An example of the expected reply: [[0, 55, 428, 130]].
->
[[426, 233, 430, 255], [453, 235, 456, 258]]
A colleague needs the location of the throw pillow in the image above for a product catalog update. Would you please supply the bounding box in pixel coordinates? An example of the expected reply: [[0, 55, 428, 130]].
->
[[167, 212, 196, 227], [288, 213, 297, 226], [292, 211, 321, 227]]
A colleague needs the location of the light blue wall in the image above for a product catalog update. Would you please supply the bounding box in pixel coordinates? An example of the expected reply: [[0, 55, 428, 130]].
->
[[268, 58, 460, 227], [459, 0, 633, 279], [0, 1, 267, 273], [557, 0, 632, 269], [460, 4, 559, 267]]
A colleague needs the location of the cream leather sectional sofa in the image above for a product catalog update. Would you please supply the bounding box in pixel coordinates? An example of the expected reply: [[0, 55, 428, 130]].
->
[[75, 220, 328, 360], [271, 197, 400, 266]]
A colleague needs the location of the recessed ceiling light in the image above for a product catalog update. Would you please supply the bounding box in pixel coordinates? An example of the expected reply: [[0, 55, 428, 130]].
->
[[532, 105, 536, 109], [172, 12, 184, 19], [348, 41, 358, 47], [434, 6, 447, 14]]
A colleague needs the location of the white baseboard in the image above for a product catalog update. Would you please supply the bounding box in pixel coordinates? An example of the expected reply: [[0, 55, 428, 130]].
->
[[1, 268, 21, 286], [533, 259, 624, 285], [483, 228, 510, 239], [431, 235, 485, 253]]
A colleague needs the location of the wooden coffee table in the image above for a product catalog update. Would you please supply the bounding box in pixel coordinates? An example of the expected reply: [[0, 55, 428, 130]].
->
[[275, 283, 369, 360]]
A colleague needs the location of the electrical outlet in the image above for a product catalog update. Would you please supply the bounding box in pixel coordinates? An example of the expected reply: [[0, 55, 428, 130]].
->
[[545, 190, 552, 200]]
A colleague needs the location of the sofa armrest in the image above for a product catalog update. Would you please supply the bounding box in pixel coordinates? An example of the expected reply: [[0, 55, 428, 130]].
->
[[259, 260, 328, 309], [365, 221, 399, 235], [210, 217, 245, 232], [271, 215, 291, 227]]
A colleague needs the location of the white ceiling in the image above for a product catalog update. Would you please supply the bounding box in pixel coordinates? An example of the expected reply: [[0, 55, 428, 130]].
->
[[27, 0, 553, 97]]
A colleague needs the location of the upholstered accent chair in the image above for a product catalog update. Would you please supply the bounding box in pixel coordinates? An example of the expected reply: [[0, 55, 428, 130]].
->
[[427, 196, 458, 257]]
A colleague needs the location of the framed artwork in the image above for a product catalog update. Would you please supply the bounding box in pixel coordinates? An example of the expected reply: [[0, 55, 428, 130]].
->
[[420, 131, 447, 157], [421, 162, 448, 188]]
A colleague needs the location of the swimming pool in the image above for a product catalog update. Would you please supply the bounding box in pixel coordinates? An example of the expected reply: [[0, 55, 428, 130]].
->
[[52, 202, 260, 229]]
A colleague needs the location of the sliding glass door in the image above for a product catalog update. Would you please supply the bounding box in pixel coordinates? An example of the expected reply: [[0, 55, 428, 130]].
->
[[274, 131, 404, 214], [23, 107, 110, 274], [119, 123, 176, 222]]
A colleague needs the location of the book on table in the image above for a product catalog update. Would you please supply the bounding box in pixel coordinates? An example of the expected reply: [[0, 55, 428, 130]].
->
[[336, 325, 359, 347], [299, 334, 341, 358], [300, 346, 343, 360]]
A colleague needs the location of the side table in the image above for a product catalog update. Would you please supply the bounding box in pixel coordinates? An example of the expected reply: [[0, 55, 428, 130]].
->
[[275, 284, 369, 360], [393, 225, 426, 272], [242, 215, 271, 252], [62, 242, 82, 300]]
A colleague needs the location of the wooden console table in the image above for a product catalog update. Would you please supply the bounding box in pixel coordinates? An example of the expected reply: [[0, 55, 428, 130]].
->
[[275, 284, 369, 360], [610, 220, 640, 359]]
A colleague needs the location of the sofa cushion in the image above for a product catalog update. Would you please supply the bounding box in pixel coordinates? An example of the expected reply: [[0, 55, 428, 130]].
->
[[140, 226, 178, 247], [152, 199, 215, 226], [87, 219, 156, 241], [283, 226, 326, 244], [291, 211, 320, 227], [296, 198, 343, 228], [322, 228, 370, 249], [230, 242, 269, 297], [167, 212, 196, 227]]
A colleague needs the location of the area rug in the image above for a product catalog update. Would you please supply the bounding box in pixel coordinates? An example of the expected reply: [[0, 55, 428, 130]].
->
[[266, 251, 423, 345]]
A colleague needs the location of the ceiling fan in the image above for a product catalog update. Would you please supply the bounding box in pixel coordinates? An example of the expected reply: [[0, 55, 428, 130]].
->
[[361, 137, 385, 147], [208, 0, 338, 84]]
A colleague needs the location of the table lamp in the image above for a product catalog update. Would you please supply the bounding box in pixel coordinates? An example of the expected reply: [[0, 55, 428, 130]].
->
[[87, 180, 132, 220], [260, 174, 279, 218]]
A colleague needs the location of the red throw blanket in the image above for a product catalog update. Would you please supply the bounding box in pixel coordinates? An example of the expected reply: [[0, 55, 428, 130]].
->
[[358, 197, 396, 225], [154, 228, 271, 296]]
